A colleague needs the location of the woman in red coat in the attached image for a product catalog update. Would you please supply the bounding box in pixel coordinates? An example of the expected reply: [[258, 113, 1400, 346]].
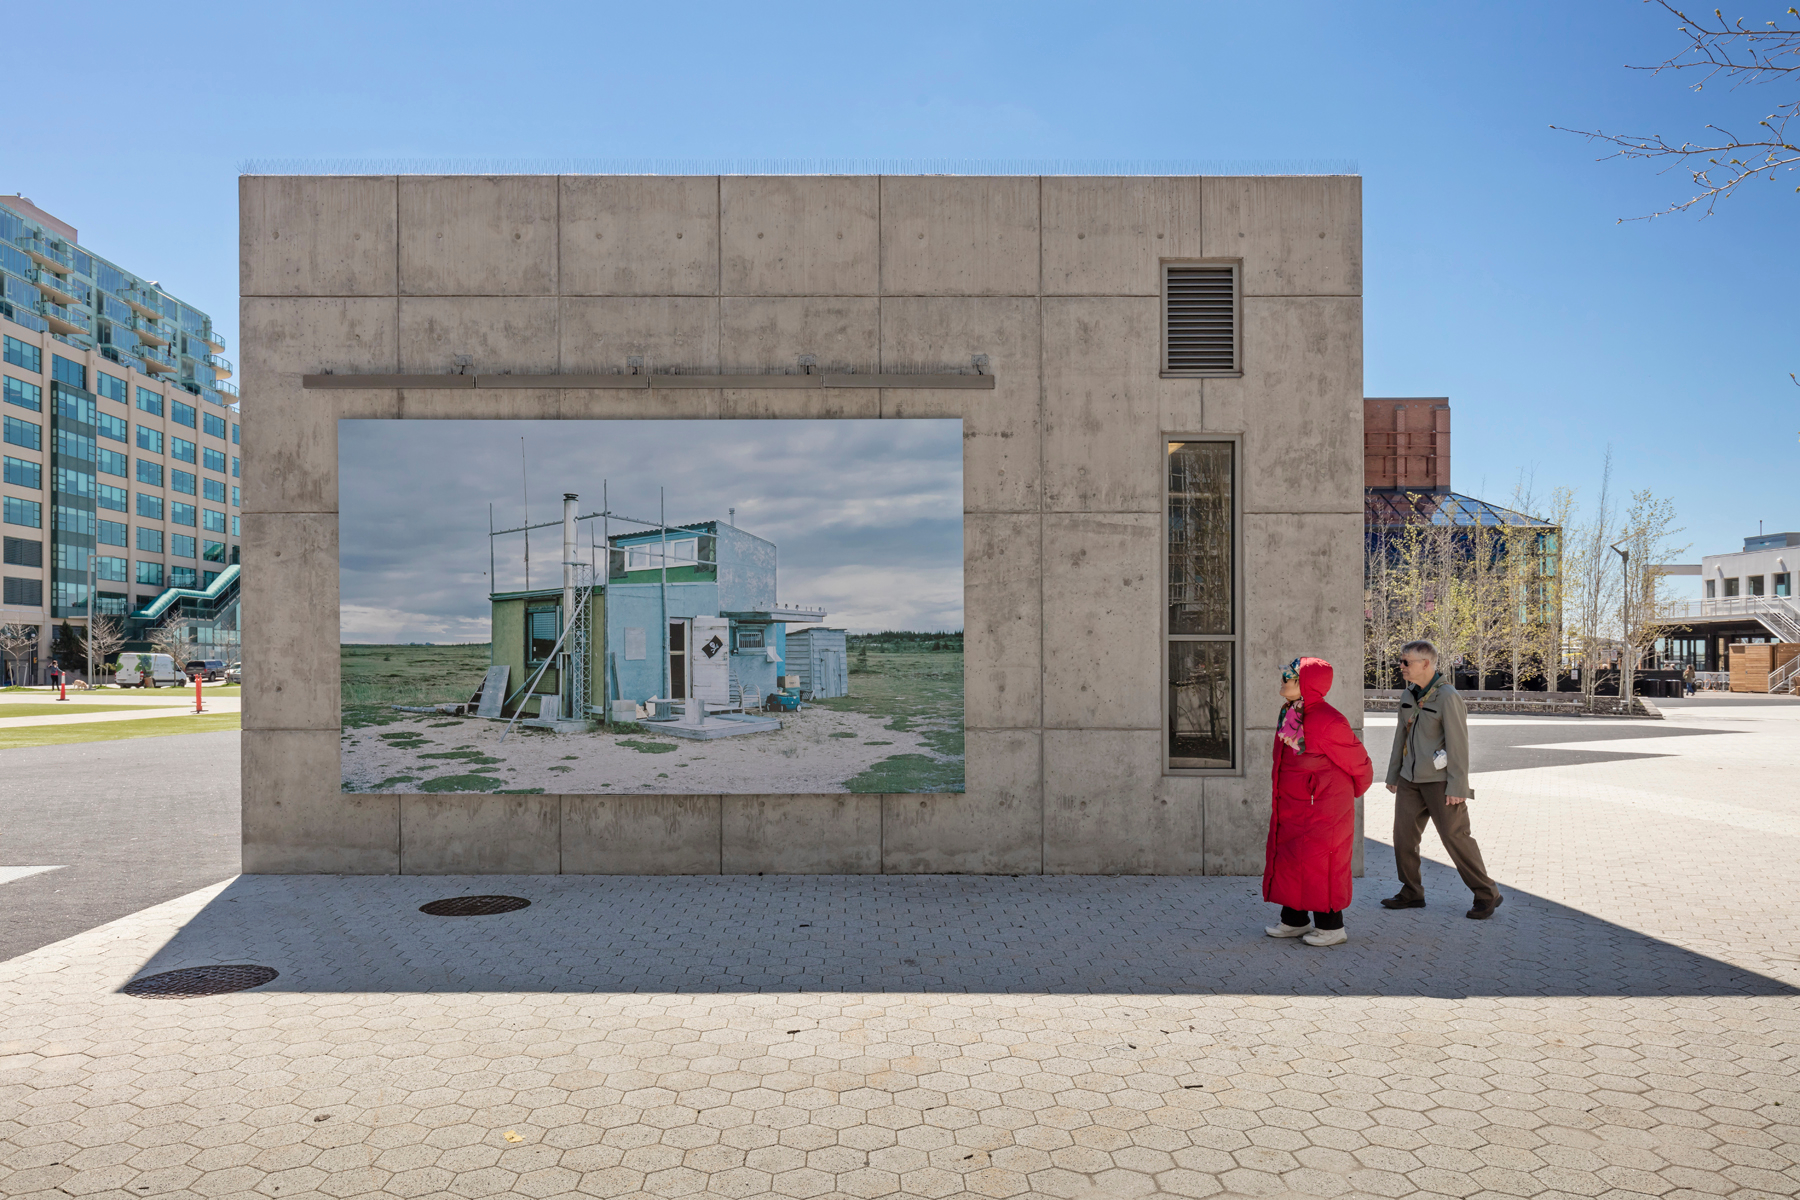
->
[[1263, 656, 1373, 947]]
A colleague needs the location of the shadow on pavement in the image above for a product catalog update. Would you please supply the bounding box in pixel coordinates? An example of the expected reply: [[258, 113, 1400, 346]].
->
[[122, 846, 1797, 999]]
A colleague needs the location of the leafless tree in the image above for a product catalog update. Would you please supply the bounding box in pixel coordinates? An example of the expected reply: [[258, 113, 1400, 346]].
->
[[1556, 1, 1799, 220], [1534, 488, 1578, 697], [1364, 527, 1403, 689], [1458, 522, 1511, 694], [1616, 490, 1688, 701], [83, 616, 128, 682], [0, 623, 38, 686], [149, 615, 191, 664], [1564, 452, 1622, 706]]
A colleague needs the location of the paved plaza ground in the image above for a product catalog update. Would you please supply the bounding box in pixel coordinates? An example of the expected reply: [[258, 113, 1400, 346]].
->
[[1, 696, 1796, 1199]]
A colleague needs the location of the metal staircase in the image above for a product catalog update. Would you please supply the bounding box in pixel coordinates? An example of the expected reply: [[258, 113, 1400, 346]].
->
[[1741, 598, 1800, 693]]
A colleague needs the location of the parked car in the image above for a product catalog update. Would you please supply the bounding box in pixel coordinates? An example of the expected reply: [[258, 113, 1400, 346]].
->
[[117, 653, 181, 689], [184, 658, 228, 682], [224, 662, 242, 684]]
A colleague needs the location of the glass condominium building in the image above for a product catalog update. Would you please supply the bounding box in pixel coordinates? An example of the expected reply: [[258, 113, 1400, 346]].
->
[[0, 194, 240, 682]]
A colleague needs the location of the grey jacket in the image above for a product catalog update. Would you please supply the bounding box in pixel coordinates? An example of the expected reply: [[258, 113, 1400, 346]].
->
[[1385, 675, 1474, 798]]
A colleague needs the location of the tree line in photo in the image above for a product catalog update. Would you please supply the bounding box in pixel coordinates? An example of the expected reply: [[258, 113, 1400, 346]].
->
[[1366, 455, 1684, 706]]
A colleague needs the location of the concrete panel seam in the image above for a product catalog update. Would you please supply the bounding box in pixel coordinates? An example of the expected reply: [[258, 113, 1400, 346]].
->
[[1037, 174, 1047, 878], [1238, 507, 1360, 518]]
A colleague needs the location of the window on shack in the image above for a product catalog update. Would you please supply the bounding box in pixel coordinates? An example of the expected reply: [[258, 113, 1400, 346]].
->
[[526, 606, 560, 664]]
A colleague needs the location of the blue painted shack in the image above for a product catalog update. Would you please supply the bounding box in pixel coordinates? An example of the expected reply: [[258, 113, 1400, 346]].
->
[[603, 520, 827, 712]]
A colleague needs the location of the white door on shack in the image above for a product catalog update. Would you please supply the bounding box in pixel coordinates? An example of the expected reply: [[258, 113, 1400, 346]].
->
[[691, 616, 731, 704]]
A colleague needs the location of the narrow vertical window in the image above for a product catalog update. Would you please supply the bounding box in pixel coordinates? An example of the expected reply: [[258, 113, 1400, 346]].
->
[[1166, 440, 1236, 770]]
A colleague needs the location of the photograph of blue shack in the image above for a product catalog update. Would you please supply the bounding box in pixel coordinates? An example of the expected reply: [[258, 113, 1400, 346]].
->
[[338, 416, 963, 797], [486, 497, 844, 738]]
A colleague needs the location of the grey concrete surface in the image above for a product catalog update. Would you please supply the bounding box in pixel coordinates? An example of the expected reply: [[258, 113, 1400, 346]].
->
[[0, 731, 240, 964], [239, 173, 1366, 875], [2, 698, 1797, 1200]]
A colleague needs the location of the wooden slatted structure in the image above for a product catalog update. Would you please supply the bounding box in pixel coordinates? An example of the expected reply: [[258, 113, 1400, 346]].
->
[[1728, 643, 1800, 692]]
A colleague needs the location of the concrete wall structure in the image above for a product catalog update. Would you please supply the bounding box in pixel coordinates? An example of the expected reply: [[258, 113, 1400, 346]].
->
[[241, 173, 1364, 875]]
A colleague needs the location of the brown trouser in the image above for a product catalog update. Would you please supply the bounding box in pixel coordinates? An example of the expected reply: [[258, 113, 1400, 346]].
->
[[1392, 778, 1499, 903]]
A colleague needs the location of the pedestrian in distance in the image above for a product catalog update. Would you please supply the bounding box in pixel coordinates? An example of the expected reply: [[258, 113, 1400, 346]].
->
[[1383, 640, 1504, 919], [1263, 656, 1374, 947], [1683, 663, 1696, 696]]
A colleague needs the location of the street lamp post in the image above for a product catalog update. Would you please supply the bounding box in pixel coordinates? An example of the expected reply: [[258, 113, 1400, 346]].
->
[[1611, 541, 1632, 708]]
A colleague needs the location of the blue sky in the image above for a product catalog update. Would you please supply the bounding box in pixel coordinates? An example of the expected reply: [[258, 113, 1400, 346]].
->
[[9, 1, 1794, 578]]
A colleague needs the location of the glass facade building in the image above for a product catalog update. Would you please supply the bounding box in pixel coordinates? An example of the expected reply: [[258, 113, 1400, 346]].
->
[[0, 196, 239, 681]]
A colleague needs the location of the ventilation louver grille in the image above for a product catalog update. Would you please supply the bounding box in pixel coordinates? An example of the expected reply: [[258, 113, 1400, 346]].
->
[[1165, 266, 1237, 373]]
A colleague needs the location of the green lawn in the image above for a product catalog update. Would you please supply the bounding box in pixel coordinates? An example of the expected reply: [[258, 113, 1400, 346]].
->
[[0, 702, 190, 718], [813, 645, 964, 793], [0, 711, 240, 749], [341, 644, 493, 729]]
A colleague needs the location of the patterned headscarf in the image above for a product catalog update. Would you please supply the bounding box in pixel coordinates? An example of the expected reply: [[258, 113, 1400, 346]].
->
[[1278, 658, 1305, 752]]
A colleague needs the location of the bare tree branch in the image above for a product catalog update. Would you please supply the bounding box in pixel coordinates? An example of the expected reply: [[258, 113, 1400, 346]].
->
[[1554, 1, 1800, 219], [0, 623, 38, 685]]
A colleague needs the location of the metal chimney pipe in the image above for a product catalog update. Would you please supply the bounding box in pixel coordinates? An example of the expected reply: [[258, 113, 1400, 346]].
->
[[562, 492, 578, 622]]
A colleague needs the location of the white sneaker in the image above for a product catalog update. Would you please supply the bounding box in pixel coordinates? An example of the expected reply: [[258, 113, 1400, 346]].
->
[[1265, 920, 1313, 938], [1302, 927, 1348, 947]]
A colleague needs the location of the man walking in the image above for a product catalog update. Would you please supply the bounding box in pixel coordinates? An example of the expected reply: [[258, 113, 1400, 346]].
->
[[1382, 640, 1503, 919]]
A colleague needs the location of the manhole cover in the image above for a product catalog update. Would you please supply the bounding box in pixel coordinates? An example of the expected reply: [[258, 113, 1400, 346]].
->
[[419, 895, 531, 916], [123, 965, 279, 999]]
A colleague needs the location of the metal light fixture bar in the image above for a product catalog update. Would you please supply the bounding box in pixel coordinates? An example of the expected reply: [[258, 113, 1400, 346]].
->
[[302, 372, 995, 390]]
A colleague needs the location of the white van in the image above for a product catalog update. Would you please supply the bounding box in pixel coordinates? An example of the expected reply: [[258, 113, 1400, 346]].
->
[[117, 653, 181, 689]]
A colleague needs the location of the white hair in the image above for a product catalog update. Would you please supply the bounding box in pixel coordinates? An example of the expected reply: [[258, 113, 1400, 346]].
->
[[1400, 639, 1439, 665]]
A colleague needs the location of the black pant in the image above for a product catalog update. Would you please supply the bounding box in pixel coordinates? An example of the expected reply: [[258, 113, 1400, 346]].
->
[[1281, 906, 1344, 930]]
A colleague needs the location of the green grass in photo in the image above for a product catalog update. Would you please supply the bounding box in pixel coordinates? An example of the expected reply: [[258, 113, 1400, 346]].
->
[[816, 643, 964, 793], [417, 772, 506, 793], [618, 739, 679, 754], [341, 643, 492, 728]]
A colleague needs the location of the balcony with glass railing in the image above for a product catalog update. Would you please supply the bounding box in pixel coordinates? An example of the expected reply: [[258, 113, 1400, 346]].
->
[[0, 298, 50, 333], [135, 317, 174, 347], [200, 328, 226, 352], [204, 353, 233, 380], [123, 286, 165, 319], [213, 379, 238, 398], [34, 299, 91, 335], [29, 269, 89, 306], [17, 233, 74, 272], [1660, 595, 1800, 641], [101, 345, 147, 374], [137, 343, 178, 373]]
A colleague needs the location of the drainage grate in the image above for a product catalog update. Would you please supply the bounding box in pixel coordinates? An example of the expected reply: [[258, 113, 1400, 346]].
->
[[123, 965, 279, 999], [419, 895, 531, 917]]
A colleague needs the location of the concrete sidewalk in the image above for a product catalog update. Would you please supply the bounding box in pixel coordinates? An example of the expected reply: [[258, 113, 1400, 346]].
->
[[1, 698, 1796, 1200]]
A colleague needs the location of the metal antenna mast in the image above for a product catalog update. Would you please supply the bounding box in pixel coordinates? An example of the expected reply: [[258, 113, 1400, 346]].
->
[[659, 487, 669, 700]]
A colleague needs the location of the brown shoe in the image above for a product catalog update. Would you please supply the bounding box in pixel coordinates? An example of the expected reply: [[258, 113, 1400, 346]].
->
[[1380, 894, 1426, 909], [1466, 895, 1504, 920]]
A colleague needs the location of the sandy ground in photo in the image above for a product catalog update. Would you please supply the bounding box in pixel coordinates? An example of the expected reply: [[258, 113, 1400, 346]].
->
[[341, 705, 954, 794]]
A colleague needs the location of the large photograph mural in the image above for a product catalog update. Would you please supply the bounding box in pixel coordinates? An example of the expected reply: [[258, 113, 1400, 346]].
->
[[337, 419, 964, 795]]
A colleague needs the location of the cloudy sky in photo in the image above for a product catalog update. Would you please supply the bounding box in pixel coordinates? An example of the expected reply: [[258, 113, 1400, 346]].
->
[[338, 419, 962, 644]]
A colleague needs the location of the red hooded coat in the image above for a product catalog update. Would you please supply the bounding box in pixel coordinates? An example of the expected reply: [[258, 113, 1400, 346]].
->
[[1262, 657, 1374, 914]]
